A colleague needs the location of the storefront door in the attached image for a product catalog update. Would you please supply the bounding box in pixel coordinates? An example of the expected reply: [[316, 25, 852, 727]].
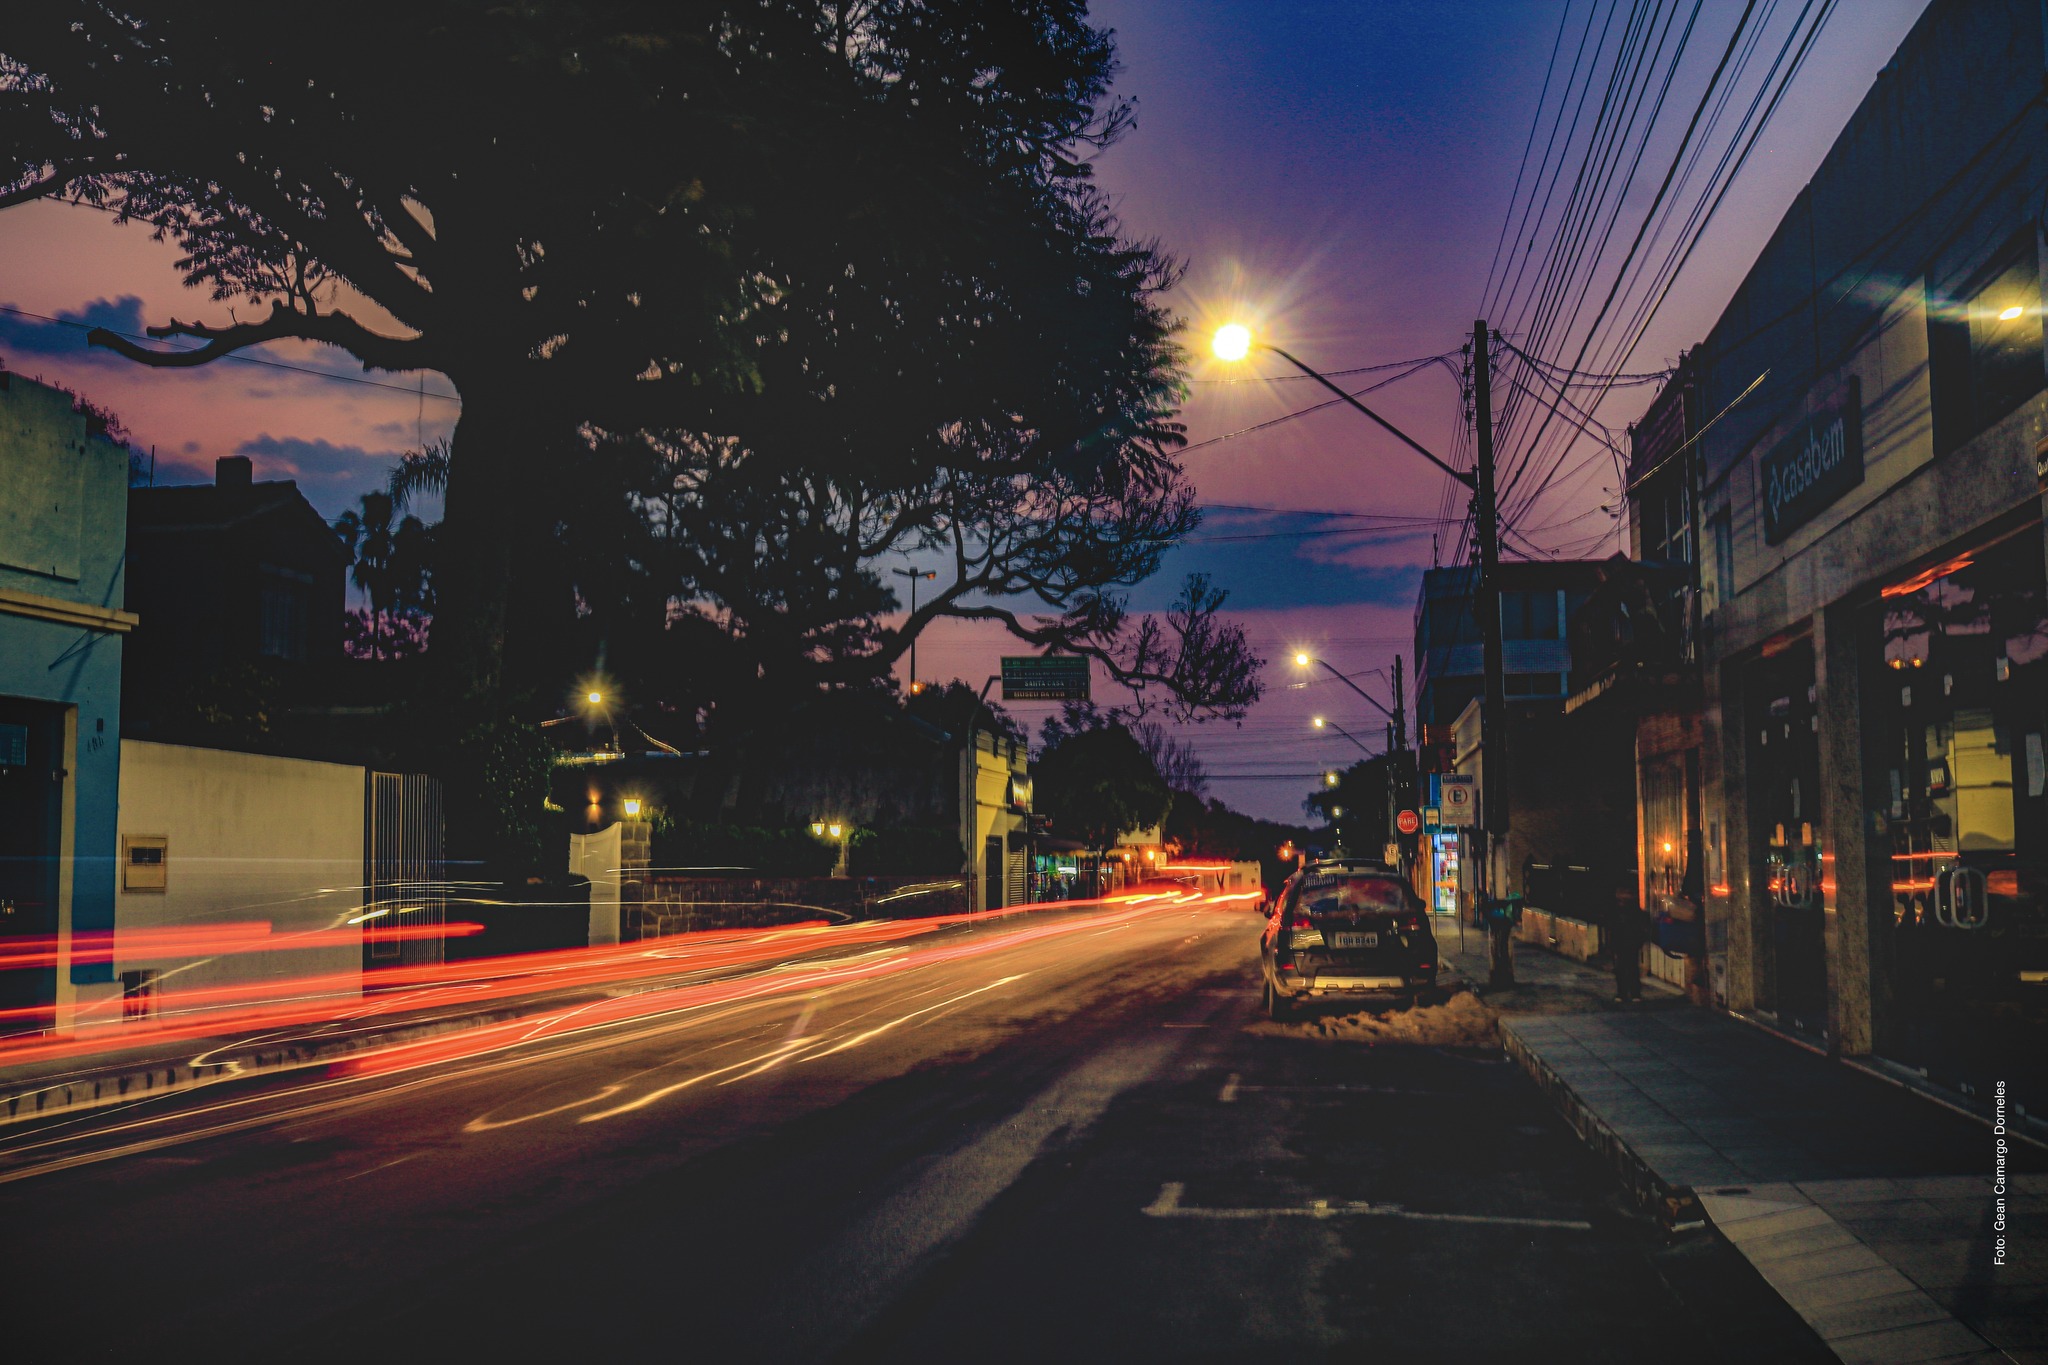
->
[[1870, 524, 2048, 1113], [1746, 640, 1828, 1037]]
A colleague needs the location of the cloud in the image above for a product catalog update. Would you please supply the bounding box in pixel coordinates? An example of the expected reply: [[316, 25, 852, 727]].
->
[[1126, 506, 1430, 612], [233, 433, 405, 518], [0, 294, 150, 367]]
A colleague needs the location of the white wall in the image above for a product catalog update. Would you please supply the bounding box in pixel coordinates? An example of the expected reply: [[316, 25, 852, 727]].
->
[[116, 741, 365, 1003], [569, 822, 622, 945]]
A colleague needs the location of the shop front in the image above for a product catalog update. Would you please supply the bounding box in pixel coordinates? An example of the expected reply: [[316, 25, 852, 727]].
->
[[1865, 521, 2048, 1112]]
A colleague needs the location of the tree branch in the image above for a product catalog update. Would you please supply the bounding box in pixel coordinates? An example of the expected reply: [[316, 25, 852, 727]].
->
[[87, 299, 432, 374], [0, 167, 76, 211]]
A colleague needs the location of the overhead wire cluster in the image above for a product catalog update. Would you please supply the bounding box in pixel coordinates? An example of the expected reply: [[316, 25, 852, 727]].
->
[[1477, 0, 1846, 558]]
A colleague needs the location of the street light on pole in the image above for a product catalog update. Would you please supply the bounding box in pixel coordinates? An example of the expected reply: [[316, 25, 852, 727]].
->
[[892, 568, 939, 694], [1220, 320, 1512, 984], [1311, 715, 1377, 759]]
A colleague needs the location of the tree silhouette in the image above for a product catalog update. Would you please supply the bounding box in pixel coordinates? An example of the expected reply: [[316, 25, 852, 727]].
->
[[1034, 722, 1171, 853], [4, 2, 1245, 712]]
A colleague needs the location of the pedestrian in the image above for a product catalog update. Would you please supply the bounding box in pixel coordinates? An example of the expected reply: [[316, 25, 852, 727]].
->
[[1609, 874, 1644, 1004]]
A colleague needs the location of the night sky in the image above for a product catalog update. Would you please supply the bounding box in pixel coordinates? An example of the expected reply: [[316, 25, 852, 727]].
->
[[0, 1, 1929, 821]]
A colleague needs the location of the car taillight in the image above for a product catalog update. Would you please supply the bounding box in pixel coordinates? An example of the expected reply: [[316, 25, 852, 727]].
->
[[1288, 913, 1314, 930]]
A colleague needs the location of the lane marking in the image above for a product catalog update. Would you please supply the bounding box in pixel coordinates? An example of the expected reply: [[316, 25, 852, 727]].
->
[[342, 1151, 425, 1182], [1226, 1083, 1452, 1098], [1141, 1182, 1592, 1231], [1217, 1073, 1241, 1103]]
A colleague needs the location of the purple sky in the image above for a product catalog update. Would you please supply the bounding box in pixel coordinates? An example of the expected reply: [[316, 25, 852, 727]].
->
[[0, 1, 1930, 821]]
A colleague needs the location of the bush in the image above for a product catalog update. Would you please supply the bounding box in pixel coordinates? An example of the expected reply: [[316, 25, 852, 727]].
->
[[847, 825, 965, 877], [651, 822, 839, 877]]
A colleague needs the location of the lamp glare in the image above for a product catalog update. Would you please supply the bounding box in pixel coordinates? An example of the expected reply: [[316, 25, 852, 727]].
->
[[1211, 323, 1253, 362], [1998, 304, 2025, 321], [1294, 652, 1311, 667]]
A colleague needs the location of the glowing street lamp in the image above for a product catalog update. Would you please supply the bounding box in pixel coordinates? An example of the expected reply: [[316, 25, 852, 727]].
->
[[586, 690, 604, 705], [1311, 715, 1375, 758], [622, 797, 643, 818], [1292, 651, 1399, 725], [1211, 322, 1253, 362], [1324, 770, 1341, 787]]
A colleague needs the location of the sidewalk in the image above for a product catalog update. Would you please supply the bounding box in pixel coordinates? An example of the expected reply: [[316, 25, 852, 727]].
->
[[1438, 918, 2046, 1365]]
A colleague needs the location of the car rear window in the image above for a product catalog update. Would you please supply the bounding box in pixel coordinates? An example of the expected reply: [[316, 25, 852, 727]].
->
[[1296, 874, 1408, 915]]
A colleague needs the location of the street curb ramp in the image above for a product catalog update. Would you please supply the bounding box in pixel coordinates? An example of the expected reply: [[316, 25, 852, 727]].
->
[[1499, 1017, 1706, 1234]]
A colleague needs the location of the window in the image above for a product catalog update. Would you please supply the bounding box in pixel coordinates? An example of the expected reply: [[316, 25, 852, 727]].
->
[[258, 571, 310, 661], [1506, 672, 1563, 697], [1636, 473, 1692, 564], [1500, 589, 1561, 640], [1294, 873, 1409, 916], [1929, 242, 2043, 455], [1707, 512, 1734, 615]]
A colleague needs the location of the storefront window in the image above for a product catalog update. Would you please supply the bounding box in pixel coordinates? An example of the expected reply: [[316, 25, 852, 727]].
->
[[1869, 523, 2048, 1111], [1745, 639, 1827, 1037]]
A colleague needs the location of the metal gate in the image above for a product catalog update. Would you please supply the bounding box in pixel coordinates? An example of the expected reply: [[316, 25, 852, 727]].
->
[[364, 771, 447, 968]]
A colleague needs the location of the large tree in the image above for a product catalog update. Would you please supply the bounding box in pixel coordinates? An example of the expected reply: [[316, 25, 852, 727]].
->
[[5, 2, 1262, 719], [1033, 721, 1170, 852]]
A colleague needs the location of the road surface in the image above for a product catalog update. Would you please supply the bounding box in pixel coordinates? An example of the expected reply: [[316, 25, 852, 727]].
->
[[2, 901, 1829, 1361]]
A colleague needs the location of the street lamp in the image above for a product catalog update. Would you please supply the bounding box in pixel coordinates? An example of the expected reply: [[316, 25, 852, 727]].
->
[[1215, 318, 1513, 984], [1324, 770, 1341, 787], [622, 797, 642, 818], [1292, 652, 1401, 731], [586, 690, 604, 705], [1311, 715, 1375, 758], [892, 567, 939, 694]]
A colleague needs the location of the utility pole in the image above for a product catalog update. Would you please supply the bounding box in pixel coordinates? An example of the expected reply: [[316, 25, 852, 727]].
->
[[1391, 654, 1405, 753], [1473, 319, 1514, 988]]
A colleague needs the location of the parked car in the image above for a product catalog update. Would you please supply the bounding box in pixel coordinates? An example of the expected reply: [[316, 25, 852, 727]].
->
[[1259, 859, 1438, 1019]]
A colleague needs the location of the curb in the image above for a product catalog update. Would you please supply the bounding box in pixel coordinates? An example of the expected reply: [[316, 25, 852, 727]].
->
[[1499, 1017, 1705, 1233], [0, 1000, 557, 1129]]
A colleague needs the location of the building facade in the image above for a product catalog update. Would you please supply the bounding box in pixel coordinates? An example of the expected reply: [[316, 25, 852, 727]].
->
[[1413, 560, 1636, 920], [123, 454, 350, 744], [0, 373, 133, 1029], [1692, 0, 2047, 1117]]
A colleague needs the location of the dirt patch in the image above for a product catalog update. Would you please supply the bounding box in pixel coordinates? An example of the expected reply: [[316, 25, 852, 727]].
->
[[1247, 988, 1500, 1046]]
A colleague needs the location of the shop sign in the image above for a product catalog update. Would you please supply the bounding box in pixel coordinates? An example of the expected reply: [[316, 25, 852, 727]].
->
[[1761, 377, 1862, 545], [1001, 655, 1090, 701]]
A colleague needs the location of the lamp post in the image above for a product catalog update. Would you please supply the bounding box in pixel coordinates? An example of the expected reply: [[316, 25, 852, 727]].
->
[[1221, 321, 1512, 984], [893, 568, 939, 694], [1311, 715, 1377, 759]]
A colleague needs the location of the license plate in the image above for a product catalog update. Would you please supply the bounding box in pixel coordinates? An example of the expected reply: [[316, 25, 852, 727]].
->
[[1330, 932, 1377, 949]]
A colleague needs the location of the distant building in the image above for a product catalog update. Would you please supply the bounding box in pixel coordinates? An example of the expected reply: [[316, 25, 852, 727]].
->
[[1565, 349, 1710, 997], [1412, 560, 1609, 728], [0, 372, 134, 1029], [123, 454, 350, 742], [1411, 560, 1635, 921]]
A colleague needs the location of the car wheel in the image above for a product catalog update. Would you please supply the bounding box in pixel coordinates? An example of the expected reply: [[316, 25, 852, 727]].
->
[[1265, 977, 1295, 1022]]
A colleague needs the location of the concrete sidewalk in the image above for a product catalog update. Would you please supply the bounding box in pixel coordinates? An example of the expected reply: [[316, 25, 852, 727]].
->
[[1438, 920, 2045, 1364]]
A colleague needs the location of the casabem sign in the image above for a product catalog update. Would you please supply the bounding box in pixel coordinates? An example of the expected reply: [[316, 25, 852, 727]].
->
[[1761, 376, 1863, 545]]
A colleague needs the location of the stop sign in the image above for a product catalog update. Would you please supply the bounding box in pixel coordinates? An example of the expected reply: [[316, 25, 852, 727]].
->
[[1396, 809, 1421, 835]]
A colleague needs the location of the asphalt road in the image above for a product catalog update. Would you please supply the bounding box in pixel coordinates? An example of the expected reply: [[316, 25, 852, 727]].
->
[[2, 902, 1831, 1362]]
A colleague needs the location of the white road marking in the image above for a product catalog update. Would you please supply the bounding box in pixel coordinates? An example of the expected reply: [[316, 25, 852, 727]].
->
[[342, 1151, 425, 1182], [1141, 1182, 1592, 1231], [1217, 1073, 1241, 1103]]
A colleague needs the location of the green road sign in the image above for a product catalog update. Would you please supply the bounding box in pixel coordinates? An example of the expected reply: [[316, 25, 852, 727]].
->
[[1001, 655, 1090, 702]]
